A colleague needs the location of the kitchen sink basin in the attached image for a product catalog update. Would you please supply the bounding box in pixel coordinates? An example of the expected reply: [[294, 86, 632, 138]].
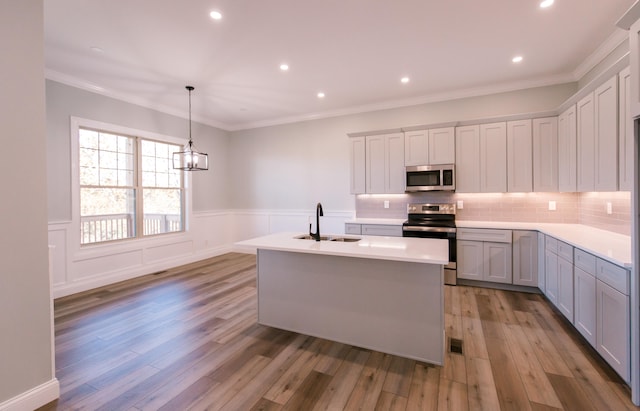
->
[[294, 234, 360, 242]]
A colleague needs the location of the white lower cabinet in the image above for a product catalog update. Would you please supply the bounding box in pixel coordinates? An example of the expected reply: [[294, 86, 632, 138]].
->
[[545, 250, 559, 305], [483, 242, 513, 283], [344, 223, 402, 237], [512, 231, 538, 286], [541, 235, 631, 383], [597, 279, 630, 383], [457, 240, 484, 281], [574, 248, 597, 347], [457, 228, 512, 284], [574, 266, 597, 346], [557, 254, 574, 322], [537, 233, 546, 290]]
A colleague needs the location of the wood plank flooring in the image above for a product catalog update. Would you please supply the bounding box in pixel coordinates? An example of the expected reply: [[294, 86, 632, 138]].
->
[[38, 252, 639, 410]]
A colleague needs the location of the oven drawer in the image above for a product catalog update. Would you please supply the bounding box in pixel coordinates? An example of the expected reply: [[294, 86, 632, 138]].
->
[[457, 228, 512, 243]]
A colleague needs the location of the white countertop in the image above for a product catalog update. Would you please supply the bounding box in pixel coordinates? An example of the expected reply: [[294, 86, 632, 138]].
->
[[457, 221, 631, 268], [235, 232, 448, 265]]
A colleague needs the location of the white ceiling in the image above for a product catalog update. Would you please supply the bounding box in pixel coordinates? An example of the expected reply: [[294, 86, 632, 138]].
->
[[44, 0, 635, 131]]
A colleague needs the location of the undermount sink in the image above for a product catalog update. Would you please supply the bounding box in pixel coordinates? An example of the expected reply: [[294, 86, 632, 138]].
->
[[294, 234, 361, 242]]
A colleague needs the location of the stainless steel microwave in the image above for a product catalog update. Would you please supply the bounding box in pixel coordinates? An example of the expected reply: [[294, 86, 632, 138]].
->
[[405, 164, 455, 192]]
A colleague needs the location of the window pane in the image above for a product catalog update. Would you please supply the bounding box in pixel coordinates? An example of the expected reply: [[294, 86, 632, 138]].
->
[[143, 188, 183, 235], [80, 166, 99, 186], [79, 129, 99, 149], [80, 188, 136, 244]]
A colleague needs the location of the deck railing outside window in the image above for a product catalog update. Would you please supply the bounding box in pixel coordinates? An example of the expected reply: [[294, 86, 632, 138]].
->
[[80, 213, 181, 244]]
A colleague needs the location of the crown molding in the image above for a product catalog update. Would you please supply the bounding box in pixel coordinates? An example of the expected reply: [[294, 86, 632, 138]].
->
[[44, 69, 233, 131], [572, 28, 628, 81], [229, 73, 576, 131]]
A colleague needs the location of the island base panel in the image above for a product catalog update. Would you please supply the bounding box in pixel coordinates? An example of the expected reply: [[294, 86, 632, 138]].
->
[[257, 249, 445, 365]]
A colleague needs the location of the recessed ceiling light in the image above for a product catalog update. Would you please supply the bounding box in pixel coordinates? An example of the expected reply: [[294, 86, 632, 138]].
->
[[401, 77, 410, 84], [539, 0, 554, 8], [210, 10, 222, 20], [317, 92, 325, 98], [280, 63, 289, 71], [512, 56, 523, 63]]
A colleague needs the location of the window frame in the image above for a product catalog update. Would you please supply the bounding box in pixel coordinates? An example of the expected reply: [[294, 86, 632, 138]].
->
[[70, 117, 192, 254]]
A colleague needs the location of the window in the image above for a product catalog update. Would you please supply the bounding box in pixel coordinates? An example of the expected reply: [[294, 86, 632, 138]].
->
[[78, 127, 184, 245]]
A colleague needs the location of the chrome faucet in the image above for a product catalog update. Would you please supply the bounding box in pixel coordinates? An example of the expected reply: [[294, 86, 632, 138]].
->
[[309, 202, 324, 241]]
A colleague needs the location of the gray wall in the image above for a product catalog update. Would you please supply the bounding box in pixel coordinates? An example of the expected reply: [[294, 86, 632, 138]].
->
[[46, 80, 231, 222], [0, 0, 54, 403], [228, 82, 578, 210]]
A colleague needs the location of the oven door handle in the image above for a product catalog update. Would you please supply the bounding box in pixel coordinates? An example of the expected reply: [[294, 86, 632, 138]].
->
[[402, 226, 457, 233]]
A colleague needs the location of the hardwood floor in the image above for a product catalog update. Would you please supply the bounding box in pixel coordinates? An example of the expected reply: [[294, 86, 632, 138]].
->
[[39, 252, 639, 410]]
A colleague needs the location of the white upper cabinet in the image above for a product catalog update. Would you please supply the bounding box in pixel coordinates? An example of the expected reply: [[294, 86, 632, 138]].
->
[[533, 117, 559, 192], [455, 125, 481, 193], [594, 75, 619, 191], [480, 122, 507, 193], [629, 18, 640, 118], [366, 135, 386, 193], [619, 67, 633, 191], [404, 127, 455, 166], [366, 133, 405, 194], [558, 104, 577, 192], [428, 127, 455, 165], [506, 119, 533, 192], [577, 92, 595, 192], [349, 136, 366, 194], [404, 130, 429, 166]]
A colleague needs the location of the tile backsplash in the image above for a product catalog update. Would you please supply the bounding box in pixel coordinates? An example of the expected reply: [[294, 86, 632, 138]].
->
[[355, 191, 631, 236]]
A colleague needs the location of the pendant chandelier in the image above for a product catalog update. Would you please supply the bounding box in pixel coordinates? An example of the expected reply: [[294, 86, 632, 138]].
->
[[173, 85, 209, 171]]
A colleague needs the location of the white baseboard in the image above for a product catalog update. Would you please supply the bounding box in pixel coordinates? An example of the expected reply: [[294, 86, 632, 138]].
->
[[0, 378, 59, 411]]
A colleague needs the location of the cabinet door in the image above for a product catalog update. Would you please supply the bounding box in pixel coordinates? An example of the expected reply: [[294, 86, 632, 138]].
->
[[619, 67, 633, 191], [386, 133, 405, 193], [404, 130, 428, 166], [577, 92, 595, 192], [533, 117, 559, 192], [597, 279, 630, 383], [457, 240, 484, 281], [428, 127, 455, 165], [507, 120, 533, 192], [480, 122, 507, 193], [483, 242, 512, 284], [538, 233, 546, 291], [594, 75, 619, 191], [513, 231, 538, 286], [558, 105, 577, 192], [557, 256, 574, 322], [366, 135, 386, 193], [631, 18, 640, 118], [545, 250, 558, 304], [349, 137, 366, 194], [455, 125, 481, 193], [574, 267, 596, 347]]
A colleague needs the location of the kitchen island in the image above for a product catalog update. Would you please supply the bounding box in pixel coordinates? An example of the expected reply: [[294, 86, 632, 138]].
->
[[235, 232, 449, 365]]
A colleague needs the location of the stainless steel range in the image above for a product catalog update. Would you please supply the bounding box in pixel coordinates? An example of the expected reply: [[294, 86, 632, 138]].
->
[[402, 203, 457, 285]]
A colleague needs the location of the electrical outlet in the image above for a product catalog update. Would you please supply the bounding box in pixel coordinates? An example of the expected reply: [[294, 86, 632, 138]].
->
[[548, 201, 556, 211], [383, 200, 389, 209], [457, 200, 464, 209], [606, 202, 613, 215]]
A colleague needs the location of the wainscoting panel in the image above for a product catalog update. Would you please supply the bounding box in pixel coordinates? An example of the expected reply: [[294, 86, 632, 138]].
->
[[49, 209, 354, 298]]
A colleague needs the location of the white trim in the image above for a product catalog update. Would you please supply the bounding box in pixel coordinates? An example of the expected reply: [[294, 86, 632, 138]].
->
[[573, 29, 629, 80], [47, 70, 230, 131], [231, 74, 576, 131], [0, 379, 60, 411]]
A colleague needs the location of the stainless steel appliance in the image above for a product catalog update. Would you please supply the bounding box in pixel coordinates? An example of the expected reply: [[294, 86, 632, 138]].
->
[[405, 164, 455, 192], [402, 203, 457, 285]]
